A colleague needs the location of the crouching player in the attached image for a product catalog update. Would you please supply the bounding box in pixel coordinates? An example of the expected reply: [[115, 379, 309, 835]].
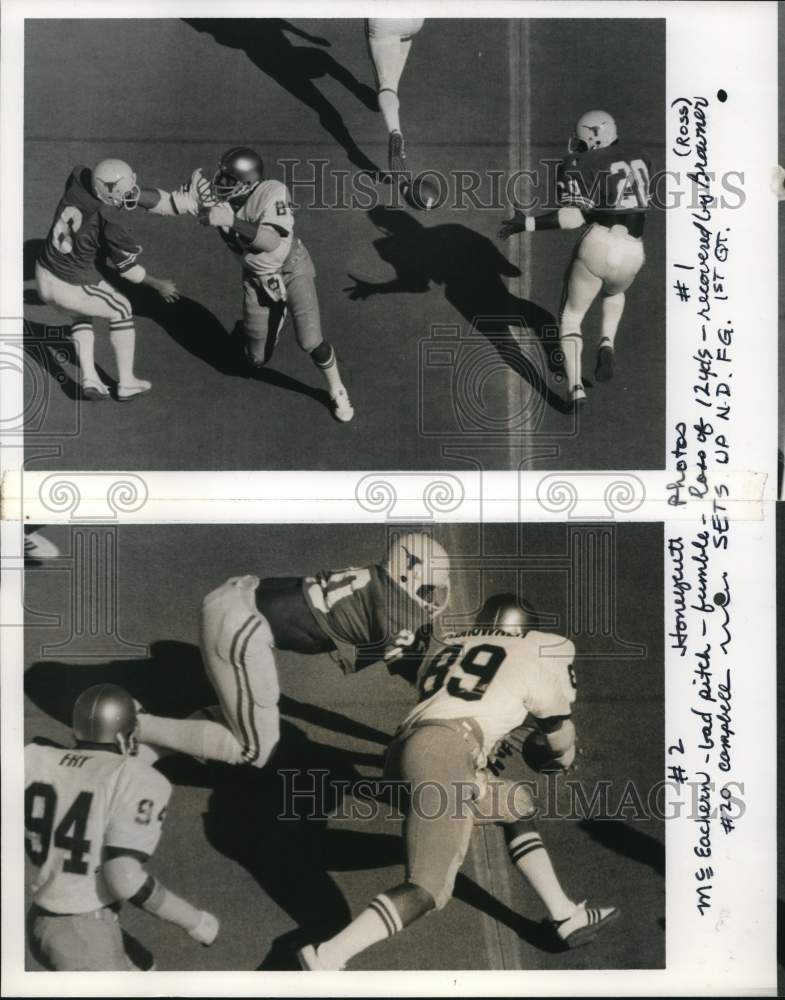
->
[[36, 159, 179, 401], [298, 594, 618, 969], [135, 531, 450, 772], [140, 147, 354, 422], [24, 684, 218, 970]]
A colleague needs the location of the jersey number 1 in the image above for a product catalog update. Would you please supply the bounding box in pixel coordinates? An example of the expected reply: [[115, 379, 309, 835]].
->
[[24, 782, 94, 875]]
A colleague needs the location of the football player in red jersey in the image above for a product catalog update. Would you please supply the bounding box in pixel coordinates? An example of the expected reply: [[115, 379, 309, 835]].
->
[[135, 531, 450, 769], [298, 595, 617, 970], [365, 19, 425, 173], [36, 159, 179, 401], [25, 685, 218, 970], [140, 147, 354, 422], [500, 111, 651, 405]]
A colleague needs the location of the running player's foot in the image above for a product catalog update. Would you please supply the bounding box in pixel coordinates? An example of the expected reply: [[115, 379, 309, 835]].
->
[[569, 384, 587, 406], [81, 376, 111, 401], [551, 900, 620, 948], [117, 379, 152, 401], [595, 343, 615, 382], [188, 910, 220, 947], [297, 943, 344, 971], [388, 130, 407, 173], [24, 530, 60, 561], [330, 386, 354, 423]]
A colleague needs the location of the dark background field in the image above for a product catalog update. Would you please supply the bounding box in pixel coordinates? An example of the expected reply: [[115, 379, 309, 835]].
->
[[24, 521, 664, 970], [23, 18, 665, 471]]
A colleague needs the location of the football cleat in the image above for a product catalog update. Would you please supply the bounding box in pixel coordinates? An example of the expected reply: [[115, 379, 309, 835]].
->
[[569, 111, 618, 154], [23, 531, 60, 561], [569, 384, 587, 405], [81, 376, 111, 401], [594, 343, 615, 382], [117, 379, 152, 401], [73, 684, 137, 749], [477, 593, 535, 636], [551, 901, 620, 948], [188, 911, 220, 947], [388, 130, 407, 174], [330, 386, 354, 423], [384, 530, 451, 617], [297, 944, 343, 971], [212, 147, 264, 203], [93, 159, 141, 210]]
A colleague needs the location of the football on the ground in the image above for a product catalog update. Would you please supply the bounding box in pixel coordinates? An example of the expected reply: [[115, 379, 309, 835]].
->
[[406, 173, 446, 211], [520, 730, 561, 773]]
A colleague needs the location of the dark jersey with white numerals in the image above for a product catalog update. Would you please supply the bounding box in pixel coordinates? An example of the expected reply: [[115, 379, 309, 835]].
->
[[557, 142, 652, 237], [38, 167, 143, 284]]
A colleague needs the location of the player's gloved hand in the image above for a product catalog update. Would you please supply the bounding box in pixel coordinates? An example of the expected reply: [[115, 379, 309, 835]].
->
[[188, 910, 220, 947], [202, 203, 235, 229], [498, 209, 529, 240], [344, 274, 376, 301], [148, 277, 180, 302], [191, 168, 217, 209]]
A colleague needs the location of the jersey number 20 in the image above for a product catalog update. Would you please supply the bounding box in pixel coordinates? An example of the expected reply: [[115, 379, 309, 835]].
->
[[24, 782, 93, 875], [421, 643, 506, 701], [610, 159, 650, 209]]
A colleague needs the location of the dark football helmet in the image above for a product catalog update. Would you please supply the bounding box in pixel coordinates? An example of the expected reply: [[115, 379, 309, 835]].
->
[[211, 146, 264, 202], [73, 683, 137, 752], [477, 593, 536, 636]]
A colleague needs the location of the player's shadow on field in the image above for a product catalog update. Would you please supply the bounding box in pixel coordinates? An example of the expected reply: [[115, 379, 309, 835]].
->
[[184, 18, 380, 174], [346, 208, 571, 415], [579, 818, 665, 877]]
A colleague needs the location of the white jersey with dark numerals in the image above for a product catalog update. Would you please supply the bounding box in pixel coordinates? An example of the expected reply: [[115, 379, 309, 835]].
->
[[404, 629, 577, 756], [24, 742, 171, 914], [151, 172, 295, 277]]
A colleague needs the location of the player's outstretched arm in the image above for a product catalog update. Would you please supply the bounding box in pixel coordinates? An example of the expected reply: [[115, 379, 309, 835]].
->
[[498, 206, 585, 240], [532, 715, 577, 770], [103, 855, 219, 945], [199, 205, 282, 252], [139, 169, 214, 218]]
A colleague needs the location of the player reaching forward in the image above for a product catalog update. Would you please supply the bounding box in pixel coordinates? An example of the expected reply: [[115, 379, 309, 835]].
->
[[136, 531, 450, 770], [500, 111, 651, 406], [298, 594, 618, 970], [36, 159, 179, 401], [25, 685, 218, 971], [365, 19, 425, 174], [140, 147, 353, 422]]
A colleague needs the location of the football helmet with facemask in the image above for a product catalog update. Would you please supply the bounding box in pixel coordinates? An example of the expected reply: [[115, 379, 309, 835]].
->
[[384, 531, 451, 617], [212, 147, 264, 203], [569, 110, 618, 154], [477, 593, 536, 636], [92, 158, 141, 210], [73, 683, 138, 754]]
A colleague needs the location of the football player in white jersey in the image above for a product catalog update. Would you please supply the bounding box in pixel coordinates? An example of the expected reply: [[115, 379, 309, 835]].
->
[[298, 594, 618, 970], [25, 684, 219, 970], [139, 147, 353, 422], [365, 19, 425, 173]]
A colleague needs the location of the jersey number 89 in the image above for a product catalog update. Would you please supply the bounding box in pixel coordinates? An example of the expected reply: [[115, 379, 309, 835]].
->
[[421, 643, 506, 701]]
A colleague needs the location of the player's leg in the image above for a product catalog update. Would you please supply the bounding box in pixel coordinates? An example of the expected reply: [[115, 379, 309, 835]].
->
[[96, 282, 151, 400], [28, 908, 130, 971], [595, 236, 645, 382], [560, 253, 603, 404], [285, 246, 354, 422], [242, 276, 285, 367], [503, 819, 619, 947], [137, 576, 280, 768], [299, 724, 475, 970], [366, 21, 422, 173]]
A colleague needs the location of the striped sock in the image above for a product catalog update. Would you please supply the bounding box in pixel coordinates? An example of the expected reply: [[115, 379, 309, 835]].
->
[[317, 893, 403, 969], [312, 345, 344, 395], [70, 322, 99, 382], [109, 318, 137, 385], [508, 832, 575, 922]]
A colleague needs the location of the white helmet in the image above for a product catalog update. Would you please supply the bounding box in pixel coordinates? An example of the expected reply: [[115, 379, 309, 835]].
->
[[92, 158, 140, 210], [383, 530, 450, 617], [569, 110, 618, 153]]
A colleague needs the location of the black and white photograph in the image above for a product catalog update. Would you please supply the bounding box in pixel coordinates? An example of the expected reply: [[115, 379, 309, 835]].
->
[[21, 522, 664, 972], [21, 15, 664, 471]]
